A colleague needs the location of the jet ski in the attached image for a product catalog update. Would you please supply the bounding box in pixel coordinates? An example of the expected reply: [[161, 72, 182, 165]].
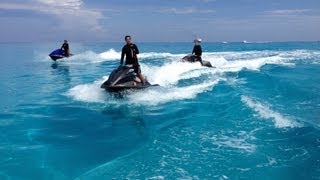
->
[[181, 54, 213, 68], [100, 65, 159, 92], [49, 49, 72, 61]]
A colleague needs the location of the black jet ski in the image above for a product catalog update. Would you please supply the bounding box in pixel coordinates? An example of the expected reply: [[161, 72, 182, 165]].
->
[[181, 54, 213, 67], [101, 65, 159, 92], [49, 49, 72, 61]]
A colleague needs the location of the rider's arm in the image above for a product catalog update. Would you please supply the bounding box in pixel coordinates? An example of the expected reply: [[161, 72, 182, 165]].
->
[[134, 44, 139, 54], [120, 47, 125, 65]]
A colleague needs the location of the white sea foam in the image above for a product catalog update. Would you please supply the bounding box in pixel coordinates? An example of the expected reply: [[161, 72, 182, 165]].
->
[[53, 50, 105, 64], [142, 61, 204, 86], [66, 48, 320, 105], [279, 49, 320, 61], [66, 77, 108, 103], [127, 79, 220, 106], [96, 49, 182, 61], [241, 96, 301, 128], [200, 130, 257, 153], [66, 60, 221, 106], [202, 52, 292, 72], [57, 49, 184, 65], [99, 48, 121, 60], [139, 52, 183, 59], [42, 48, 320, 65], [67, 49, 122, 63]]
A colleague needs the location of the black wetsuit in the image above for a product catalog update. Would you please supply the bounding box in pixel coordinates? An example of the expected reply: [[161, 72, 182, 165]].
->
[[61, 43, 69, 56], [121, 43, 141, 73], [192, 45, 202, 56], [192, 45, 203, 63]]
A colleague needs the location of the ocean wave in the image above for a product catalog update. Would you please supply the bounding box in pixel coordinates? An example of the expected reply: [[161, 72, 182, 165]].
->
[[66, 61, 221, 106], [200, 130, 257, 153], [69, 49, 182, 62], [142, 61, 205, 86], [43, 48, 320, 66], [66, 77, 108, 103], [126, 79, 220, 106], [66, 48, 320, 105], [241, 96, 301, 128]]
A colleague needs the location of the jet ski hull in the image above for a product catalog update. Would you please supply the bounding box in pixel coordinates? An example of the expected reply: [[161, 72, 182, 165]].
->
[[102, 83, 159, 92], [49, 49, 72, 61], [181, 55, 214, 68], [100, 65, 159, 92]]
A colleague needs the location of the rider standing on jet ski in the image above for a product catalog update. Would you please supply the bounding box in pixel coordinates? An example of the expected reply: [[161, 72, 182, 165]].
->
[[192, 38, 203, 65], [120, 35, 145, 84], [61, 40, 70, 57]]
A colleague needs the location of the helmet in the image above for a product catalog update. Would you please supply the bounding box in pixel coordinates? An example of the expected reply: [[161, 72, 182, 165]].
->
[[194, 38, 202, 43]]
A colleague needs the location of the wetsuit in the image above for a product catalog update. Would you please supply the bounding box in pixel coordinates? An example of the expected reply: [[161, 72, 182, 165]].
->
[[61, 43, 69, 56], [192, 44, 202, 63], [192, 45, 202, 56], [121, 43, 141, 73]]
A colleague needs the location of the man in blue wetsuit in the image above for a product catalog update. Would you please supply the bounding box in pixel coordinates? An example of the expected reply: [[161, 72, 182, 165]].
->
[[120, 35, 145, 84]]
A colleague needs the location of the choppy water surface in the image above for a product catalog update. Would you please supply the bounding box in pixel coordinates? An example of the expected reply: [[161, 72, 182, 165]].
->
[[0, 42, 320, 179]]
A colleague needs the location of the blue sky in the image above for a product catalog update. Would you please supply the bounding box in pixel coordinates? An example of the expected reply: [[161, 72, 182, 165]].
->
[[0, 0, 319, 42]]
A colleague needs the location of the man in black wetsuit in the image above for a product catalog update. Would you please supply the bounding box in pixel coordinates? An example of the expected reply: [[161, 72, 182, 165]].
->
[[120, 35, 145, 84], [61, 40, 70, 57], [192, 38, 203, 64]]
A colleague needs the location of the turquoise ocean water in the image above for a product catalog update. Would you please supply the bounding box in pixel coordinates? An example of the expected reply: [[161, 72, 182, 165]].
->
[[0, 42, 320, 179]]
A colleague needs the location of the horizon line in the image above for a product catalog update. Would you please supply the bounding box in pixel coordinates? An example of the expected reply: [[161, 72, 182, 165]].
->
[[0, 40, 319, 44]]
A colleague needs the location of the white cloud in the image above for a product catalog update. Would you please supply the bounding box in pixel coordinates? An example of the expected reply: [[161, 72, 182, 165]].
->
[[202, 9, 320, 41], [158, 7, 215, 14], [201, 0, 217, 2], [264, 9, 312, 16], [0, 0, 105, 33], [0, 3, 39, 11], [35, 0, 83, 10]]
